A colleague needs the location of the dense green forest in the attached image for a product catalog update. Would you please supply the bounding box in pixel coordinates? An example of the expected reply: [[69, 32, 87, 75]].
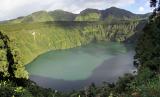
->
[[0, 20, 144, 64], [0, 1, 160, 96], [0, 15, 159, 97]]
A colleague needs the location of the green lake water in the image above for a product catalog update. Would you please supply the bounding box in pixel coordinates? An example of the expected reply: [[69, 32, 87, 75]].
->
[[26, 42, 135, 91]]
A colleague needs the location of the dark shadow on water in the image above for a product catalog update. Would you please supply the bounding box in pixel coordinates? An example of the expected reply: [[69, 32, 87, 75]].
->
[[89, 51, 136, 82], [29, 51, 136, 92], [30, 75, 88, 92]]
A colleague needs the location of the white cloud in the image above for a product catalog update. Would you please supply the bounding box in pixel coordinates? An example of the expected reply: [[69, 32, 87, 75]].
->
[[0, 0, 136, 21], [135, 0, 153, 14], [139, 7, 145, 12], [46, 0, 136, 13]]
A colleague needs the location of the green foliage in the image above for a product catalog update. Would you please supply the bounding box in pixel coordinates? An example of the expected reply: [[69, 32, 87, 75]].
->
[[0, 49, 9, 77], [0, 80, 63, 97], [101, 7, 149, 21], [0, 31, 28, 79], [9, 11, 53, 23], [0, 40, 5, 48], [0, 7, 157, 97], [8, 10, 76, 24], [135, 16, 160, 71], [0, 81, 33, 97], [22, 11, 53, 23], [134, 75, 160, 97], [49, 10, 76, 21], [75, 13, 101, 21], [0, 21, 140, 64]]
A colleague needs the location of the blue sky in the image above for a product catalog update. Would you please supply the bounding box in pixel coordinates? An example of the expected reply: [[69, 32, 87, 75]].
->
[[0, 0, 152, 21], [125, 0, 152, 14]]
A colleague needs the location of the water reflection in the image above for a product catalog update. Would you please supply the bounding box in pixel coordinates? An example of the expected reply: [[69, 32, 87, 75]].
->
[[29, 51, 136, 91]]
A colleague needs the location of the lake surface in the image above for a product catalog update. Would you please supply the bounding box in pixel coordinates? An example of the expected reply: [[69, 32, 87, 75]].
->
[[26, 42, 136, 91]]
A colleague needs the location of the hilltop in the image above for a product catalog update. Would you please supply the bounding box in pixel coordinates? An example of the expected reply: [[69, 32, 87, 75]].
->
[[4, 7, 150, 23]]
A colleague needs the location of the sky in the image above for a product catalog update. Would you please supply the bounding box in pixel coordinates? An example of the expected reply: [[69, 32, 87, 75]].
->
[[0, 0, 153, 21]]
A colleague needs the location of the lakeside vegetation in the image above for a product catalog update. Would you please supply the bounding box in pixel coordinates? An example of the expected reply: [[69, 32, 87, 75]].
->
[[0, 1, 160, 96], [0, 15, 159, 97]]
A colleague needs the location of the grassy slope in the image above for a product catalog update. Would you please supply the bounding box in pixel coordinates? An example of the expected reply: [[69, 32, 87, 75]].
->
[[9, 11, 53, 24], [49, 10, 77, 21], [7, 10, 76, 24], [75, 9, 101, 21], [0, 21, 140, 65], [75, 13, 101, 21]]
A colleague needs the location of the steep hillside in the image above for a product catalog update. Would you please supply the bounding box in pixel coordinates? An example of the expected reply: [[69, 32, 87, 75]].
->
[[124, 20, 147, 44], [75, 7, 150, 21], [7, 10, 76, 23], [23, 11, 53, 23], [49, 10, 77, 21], [0, 20, 141, 64], [75, 8, 101, 21], [9, 11, 53, 23], [101, 7, 148, 21]]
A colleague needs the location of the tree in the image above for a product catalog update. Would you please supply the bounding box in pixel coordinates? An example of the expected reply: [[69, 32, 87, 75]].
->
[[134, 13, 160, 72], [0, 31, 28, 80], [150, 0, 160, 11], [150, 0, 158, 7]]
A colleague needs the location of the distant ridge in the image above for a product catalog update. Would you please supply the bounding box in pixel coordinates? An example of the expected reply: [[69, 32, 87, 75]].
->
[[5, 7, 151, 23]]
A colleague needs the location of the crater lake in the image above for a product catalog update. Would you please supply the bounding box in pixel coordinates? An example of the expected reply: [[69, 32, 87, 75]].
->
[[26, 42, 136, 91]]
